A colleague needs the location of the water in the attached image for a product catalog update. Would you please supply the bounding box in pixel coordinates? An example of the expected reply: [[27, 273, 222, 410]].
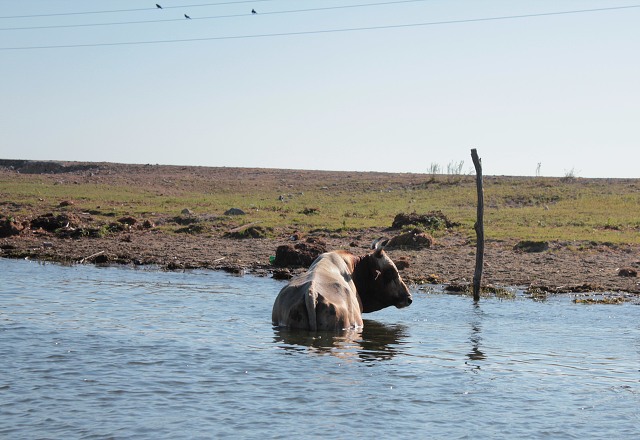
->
[[1, 258, 638, 439]]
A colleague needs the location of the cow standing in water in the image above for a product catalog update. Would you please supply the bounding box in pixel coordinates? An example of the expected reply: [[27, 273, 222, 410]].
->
[[272, 239, 412, 331]]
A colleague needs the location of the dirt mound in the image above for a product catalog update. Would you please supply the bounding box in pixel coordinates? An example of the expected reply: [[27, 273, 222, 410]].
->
[[272, 269, 294, 280], [30, 213, 81, 232], [618, 267, 637, 277], [176, 224, 208, 235], [224, 208, 246, 216], [169, 215, 200, 226], [226, 226, 270, 239], [393, 256, 411, 270], [0, 216, 25, 238], [514, 240, 549, 253], [118, 216, 138, 226], [391, 211, 459, 230], [386, 228, 434, 249], [0, 160, 99, 174], [273, 239, 327, 268]]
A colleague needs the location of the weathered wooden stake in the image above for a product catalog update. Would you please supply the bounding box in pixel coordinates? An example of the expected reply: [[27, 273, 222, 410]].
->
[[471, 148, 484, 302]]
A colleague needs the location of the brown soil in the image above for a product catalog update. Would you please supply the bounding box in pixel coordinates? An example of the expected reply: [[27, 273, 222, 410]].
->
[[2, 161, 639, 296]]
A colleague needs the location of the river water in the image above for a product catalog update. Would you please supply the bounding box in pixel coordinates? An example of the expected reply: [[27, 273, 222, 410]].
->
[[1, 258, 638, 439]]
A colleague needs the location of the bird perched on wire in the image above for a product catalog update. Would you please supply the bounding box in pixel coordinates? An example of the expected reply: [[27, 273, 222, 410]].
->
[[251, 9, 257, 14], [156, 4, 162, 9], [184, 14, 191, 19]]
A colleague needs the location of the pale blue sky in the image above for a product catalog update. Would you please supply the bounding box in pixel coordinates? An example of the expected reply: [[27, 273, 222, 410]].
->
[[1, 0, 639, 177]]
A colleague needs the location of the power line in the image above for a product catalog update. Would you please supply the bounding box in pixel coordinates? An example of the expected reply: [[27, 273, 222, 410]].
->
[[0, 0, 277, 19], [0, 17, 191, 32], [0, 0, 435, 32], [2, 4, 639, 51]]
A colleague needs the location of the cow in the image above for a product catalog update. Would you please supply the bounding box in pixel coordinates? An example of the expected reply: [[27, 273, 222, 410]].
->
[[272, 239, 412, 331]]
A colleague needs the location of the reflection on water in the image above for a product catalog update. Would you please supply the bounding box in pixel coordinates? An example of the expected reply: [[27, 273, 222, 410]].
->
[[273, 319, 409, 362], [467, 303, 487, 362]]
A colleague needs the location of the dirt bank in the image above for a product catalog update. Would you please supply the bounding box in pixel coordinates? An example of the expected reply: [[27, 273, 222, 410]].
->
[[1, 161, 639, 296]]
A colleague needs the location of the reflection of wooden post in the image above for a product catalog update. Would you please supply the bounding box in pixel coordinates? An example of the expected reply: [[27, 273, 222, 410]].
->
[[471, 149, 484, 302]]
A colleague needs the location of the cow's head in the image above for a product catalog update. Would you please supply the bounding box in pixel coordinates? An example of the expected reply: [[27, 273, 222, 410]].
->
[[354, 238, 412, 313]]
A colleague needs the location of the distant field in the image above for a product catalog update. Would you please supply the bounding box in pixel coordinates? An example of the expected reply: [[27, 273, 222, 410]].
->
[[1, 162, 639, 244]]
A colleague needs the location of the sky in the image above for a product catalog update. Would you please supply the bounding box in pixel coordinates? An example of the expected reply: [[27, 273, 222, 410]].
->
[[1, 0, 639, 178]]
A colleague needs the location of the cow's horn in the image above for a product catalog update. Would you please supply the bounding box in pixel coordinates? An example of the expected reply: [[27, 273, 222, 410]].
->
[[371, 237, 389, 251]]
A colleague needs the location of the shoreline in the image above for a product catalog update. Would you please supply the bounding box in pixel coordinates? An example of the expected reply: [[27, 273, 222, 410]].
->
[[1, 160, 639, 298], [2, 227, 639, 297]]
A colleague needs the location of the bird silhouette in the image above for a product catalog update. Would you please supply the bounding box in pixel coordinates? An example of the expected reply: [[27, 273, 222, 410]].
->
[[156, 4, 162, 9], [251, 9, 257, 14], [184, 14, 191, 19]]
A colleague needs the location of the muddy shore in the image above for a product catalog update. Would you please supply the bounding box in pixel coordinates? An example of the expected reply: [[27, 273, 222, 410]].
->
[[1, 161, 639, 297]]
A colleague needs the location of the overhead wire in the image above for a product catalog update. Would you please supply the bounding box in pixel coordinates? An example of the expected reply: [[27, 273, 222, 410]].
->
[[0, 0, 278, 19], [1, 3, 639, 51], [0, 0, 438, 32]]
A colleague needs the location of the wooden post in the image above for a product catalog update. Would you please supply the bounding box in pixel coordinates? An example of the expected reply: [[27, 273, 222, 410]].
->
[[471, 149, 484, 302]]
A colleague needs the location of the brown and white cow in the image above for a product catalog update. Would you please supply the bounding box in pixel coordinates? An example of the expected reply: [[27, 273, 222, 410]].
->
[[272, 239, 412, 331]]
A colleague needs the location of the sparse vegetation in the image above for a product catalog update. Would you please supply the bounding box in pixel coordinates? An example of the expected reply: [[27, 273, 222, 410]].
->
[[446, 160, 465, 175], [428, 162, 441, 176], [560, 167, 578, 182], [1, 164, 639, 245]]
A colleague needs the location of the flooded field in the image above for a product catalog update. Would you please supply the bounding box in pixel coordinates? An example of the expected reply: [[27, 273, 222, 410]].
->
[[1, 259, 638, 438]]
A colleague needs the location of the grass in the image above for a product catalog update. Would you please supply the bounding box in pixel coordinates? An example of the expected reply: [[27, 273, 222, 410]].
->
[[1, 168, 639, 244]]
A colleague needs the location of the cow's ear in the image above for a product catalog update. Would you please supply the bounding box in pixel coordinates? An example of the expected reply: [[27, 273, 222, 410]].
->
[[371, 238, 389, 258]]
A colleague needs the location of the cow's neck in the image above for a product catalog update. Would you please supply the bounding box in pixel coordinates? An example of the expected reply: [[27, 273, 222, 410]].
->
[[351, 255, 382, 313]]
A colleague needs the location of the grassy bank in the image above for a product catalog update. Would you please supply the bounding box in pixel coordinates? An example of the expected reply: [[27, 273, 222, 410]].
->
[[1, 164, 639, 244]]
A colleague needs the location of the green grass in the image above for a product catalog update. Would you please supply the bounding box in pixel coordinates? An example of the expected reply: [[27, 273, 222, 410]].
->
[[2, 170, 639, 244]]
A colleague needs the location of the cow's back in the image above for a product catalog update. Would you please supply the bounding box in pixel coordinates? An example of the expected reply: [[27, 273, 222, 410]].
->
[[271, 280, 312, 329], [271, 252, 362, 331]]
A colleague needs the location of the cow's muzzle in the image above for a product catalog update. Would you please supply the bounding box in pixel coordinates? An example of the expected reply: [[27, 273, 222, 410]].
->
[[396, 293, 412, 308]]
